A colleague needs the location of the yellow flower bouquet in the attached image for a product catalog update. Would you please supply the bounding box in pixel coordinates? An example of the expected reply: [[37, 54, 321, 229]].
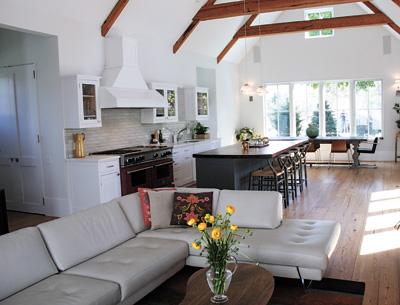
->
[[188, 204, 251, 304]]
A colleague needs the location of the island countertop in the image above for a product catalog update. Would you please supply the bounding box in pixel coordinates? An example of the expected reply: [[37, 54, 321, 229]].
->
[[193, 139, 308, 159]]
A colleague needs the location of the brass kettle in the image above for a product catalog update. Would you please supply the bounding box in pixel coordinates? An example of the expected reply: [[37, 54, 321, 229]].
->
[[73, 133, 86, 158]]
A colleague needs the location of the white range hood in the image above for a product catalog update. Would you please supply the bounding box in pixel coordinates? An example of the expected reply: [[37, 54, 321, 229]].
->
[[99, 36, 166, 109]]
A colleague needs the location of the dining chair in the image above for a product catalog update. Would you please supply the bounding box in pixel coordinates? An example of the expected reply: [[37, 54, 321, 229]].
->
[[307, 142, 321, 166], [356, 137, 379, 168], [330, 140, 352, 167]]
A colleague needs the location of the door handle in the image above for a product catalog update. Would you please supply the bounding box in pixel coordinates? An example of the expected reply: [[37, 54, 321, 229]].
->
[[127, 166, 153, 175]]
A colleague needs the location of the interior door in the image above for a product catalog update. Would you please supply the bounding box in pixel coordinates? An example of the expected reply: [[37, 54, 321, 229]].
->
[[4, 65, 45, 213], [0, 68, 23, 207]]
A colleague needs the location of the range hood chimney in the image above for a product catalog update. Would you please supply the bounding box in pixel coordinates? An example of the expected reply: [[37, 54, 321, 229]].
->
[[99, 36, 165, 108]]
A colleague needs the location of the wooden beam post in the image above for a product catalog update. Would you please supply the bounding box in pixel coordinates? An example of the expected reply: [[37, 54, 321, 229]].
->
[[194, 0, 369, 21], [235, 14, 390, 38], [217, 14, 258, 63], [364, 2, 400, 35], [173, 0, 216, 54], [101, 0, 130, 37]]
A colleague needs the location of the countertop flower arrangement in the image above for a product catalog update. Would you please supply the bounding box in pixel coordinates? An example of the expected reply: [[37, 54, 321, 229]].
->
[[188, 204, 251, 302]]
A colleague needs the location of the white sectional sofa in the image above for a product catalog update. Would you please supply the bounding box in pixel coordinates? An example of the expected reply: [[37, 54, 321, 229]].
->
[[0, 188, 341, 305]]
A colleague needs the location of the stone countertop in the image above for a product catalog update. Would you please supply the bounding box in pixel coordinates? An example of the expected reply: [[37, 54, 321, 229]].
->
[[193, 139, 308, 159], [66, 155, 120, 162]]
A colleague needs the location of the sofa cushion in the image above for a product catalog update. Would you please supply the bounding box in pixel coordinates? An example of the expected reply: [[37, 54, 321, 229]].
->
[[217, 190, 282, 229], [176, 188, 220, 214], [148, 190, 176, 230], [38, 201, 135, 271], [117, 192, 147, 233], [170, 192, 213, 226], [138, 227, 202, 256], [235, 220, 341, 271], [0, 227, 58, 301], [64, 237, 188, 301], [0, 274, 120, 305]]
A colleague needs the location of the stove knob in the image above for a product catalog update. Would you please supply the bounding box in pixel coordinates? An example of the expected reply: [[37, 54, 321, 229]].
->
[[153, 153, 159, 159], [139, 156, 145, 161]]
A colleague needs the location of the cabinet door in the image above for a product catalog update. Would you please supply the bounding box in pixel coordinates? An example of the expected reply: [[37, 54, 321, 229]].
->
[[100, 172, 121, 203], [166, 89, 178, 122], [196, 88, 209, 120], [154, 89, 166, 122], [79, 79, 101, 127]]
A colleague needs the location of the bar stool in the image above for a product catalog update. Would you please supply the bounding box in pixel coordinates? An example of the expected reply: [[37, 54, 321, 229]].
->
[[299, 143, 310, 188], [278, 153, 297, 201], [249, 159, 289, 208], [289, 148, 304, 193]]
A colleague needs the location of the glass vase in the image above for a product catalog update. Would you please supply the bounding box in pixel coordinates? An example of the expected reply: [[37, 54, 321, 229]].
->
[[206, 257, 237, 304]]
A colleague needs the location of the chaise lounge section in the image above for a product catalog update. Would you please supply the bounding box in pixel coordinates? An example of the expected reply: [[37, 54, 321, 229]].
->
[[0, 188, 340, 305]]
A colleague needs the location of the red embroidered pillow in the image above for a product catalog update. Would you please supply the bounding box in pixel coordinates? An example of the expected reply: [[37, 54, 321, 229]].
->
[[170, 192, 213, 226], [138, 187, 176, 227]]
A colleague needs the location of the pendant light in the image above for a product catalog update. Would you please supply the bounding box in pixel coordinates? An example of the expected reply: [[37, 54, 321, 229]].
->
[[255, 0, 267, 96], [240, 0, 255, 97]]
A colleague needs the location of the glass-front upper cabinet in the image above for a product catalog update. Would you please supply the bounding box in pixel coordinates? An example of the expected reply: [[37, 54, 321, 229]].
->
[[141, 83, 178, 124], [63, 75, 101, 128], [183, 87, 209, 121]]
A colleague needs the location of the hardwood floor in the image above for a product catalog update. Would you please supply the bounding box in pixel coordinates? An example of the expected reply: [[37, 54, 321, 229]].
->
[[7, 211, 56, 232], [284, 162, 400, 305], [6, 162, 400, 305]]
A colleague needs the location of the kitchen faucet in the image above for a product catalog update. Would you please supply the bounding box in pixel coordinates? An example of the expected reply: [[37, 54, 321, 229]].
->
[[177, 127, 187, 142]]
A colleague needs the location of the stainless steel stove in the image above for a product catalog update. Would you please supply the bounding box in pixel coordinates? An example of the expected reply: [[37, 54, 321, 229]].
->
[[92, 145, 173, 168], [92, 145, 174, 195]]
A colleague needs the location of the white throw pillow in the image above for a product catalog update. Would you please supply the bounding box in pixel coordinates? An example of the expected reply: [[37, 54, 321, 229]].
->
[[148, 190, 176, 230], [216, 190, 283, 229]]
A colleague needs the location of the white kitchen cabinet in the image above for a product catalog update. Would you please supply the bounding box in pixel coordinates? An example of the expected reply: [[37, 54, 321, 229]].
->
[[63, 75, 102, 128], [67, 156, 121, 213], [173, 139, 221, 186], [141, 83, 178, 123], [182, 87, 209, 121]]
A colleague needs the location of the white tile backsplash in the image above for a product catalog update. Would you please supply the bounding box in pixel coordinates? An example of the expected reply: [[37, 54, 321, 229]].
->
[[64, 109, 192, 157]]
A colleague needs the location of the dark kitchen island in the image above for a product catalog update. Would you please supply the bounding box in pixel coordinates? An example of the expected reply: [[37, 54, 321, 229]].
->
[[193, 139, 308, 190]]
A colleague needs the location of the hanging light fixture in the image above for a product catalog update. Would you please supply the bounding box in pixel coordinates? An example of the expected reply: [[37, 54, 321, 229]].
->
[[240, 0, 255, 98], [255, 0, 267, 96]]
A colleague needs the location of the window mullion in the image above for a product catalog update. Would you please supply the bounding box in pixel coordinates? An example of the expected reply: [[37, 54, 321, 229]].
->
[[319, 81, 325, 136], [289, 83, 296, 137], [350, 80, 356, 136]]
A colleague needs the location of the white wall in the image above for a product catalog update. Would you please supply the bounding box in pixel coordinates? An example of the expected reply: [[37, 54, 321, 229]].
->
[[0, 0, 240, 215], [0, 29, 69, 215], [239, 4, 400, 161]]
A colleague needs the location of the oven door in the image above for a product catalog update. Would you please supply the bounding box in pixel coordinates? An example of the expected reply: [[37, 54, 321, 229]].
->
[[152, 159, 174, 188], [120, 163, 154, 195]]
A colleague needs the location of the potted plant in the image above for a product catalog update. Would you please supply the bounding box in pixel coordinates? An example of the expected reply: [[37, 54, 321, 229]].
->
[[235, 127, 255, 142], [193, 121, 210, 139]]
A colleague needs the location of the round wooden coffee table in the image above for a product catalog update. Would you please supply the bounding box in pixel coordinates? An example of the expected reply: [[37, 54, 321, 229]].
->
[[180, 263, 274, 305]]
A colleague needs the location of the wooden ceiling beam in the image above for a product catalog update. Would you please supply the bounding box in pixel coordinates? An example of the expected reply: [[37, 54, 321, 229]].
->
[[235, 13, 390, 38], [364, 2, 400, 35], [173, 0, 216, 54], [194, 0, 369, 21], [101, 0, 130, 37], [394, 0, 400, 7], [217, 14, 258, 63]]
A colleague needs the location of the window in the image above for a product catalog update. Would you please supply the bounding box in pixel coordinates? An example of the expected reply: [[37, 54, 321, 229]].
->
[[355, 80, 382, 137], [263, 79, 383, 138], [293, 83, 320, 136], [323, 81, 351, 136], [264, 84, 290, 137], [305, 8, 334, 39]]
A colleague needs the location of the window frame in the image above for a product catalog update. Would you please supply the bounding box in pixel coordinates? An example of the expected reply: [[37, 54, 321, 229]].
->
[[304, 7, 335, 39], [263, 79, 384, 138]]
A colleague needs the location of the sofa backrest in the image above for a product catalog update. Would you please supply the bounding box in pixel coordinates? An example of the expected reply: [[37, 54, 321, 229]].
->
[[0, 227, 58, 301], [117, 188, 221, 234], [38, 200, 135, 271], [217, 190, 283, 229], [117, 192, 147, 233]]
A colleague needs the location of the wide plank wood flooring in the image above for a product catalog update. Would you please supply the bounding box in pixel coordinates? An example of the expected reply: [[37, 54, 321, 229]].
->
[[6, 162, 400, 305]]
